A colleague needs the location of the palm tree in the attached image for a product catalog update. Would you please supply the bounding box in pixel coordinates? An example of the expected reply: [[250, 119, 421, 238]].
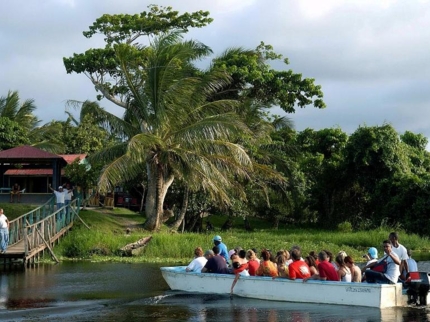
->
[[88, 32, 253, 231], [0, 90, 67, 153], [0, 90, 40, 130]]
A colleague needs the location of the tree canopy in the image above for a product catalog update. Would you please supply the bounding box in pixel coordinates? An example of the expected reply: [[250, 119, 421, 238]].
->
[[63, 6, 326, 231]]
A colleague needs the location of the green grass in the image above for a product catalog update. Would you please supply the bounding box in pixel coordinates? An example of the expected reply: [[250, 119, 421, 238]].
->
[[46, 207, 430, 264], [0, 203, 41, 220]]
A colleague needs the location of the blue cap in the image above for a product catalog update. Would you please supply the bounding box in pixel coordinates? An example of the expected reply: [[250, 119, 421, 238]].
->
[[213, 235, 222, 242], [368, 247, 378, 259]]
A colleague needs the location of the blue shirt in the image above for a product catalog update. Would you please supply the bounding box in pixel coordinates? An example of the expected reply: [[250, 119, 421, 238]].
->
[[217, 242, 229, 262]]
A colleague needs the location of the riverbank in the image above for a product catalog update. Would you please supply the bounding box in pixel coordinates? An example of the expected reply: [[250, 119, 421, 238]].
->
[[48, 207, 430, 264]]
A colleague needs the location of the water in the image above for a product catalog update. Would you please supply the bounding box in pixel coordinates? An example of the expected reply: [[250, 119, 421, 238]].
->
[[1, 261, 430, 321]]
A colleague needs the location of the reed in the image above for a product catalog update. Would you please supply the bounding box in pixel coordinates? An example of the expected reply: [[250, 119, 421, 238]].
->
[[52, 208, 430, 263]]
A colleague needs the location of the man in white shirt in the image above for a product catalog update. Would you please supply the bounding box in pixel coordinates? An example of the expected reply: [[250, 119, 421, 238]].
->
[[365, 240, 400, 284], [49, 184, 69, 219], [0, 209, 9, 254], [186, 249, 212, 273], [389, 232, 409, 279]]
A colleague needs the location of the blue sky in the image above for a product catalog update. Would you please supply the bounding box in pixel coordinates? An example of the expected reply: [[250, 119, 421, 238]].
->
[[1, 0, 430, 141]]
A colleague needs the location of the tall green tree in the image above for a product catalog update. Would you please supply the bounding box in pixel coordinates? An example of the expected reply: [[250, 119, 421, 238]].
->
[[210, 44, 325, 113], [65, 31, 253, 231], [0, 117, 30, 150], [63, 6, 325, 231]]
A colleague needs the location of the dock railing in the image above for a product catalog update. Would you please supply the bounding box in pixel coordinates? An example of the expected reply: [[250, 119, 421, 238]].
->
[[8, 197, 56, 246]]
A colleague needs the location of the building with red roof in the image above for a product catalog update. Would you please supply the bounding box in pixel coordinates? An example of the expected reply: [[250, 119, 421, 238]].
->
[[0, 146, 86, 193]]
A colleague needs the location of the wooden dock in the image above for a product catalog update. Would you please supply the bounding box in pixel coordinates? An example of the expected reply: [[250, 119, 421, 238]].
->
[[0, 198, 81, 268]]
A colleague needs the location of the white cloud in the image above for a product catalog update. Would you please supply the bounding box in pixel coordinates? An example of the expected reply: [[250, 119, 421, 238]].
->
[[1, 0, 430, 143]]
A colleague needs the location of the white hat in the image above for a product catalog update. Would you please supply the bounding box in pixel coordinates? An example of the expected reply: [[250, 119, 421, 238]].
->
[[58, 186, 63, 189]]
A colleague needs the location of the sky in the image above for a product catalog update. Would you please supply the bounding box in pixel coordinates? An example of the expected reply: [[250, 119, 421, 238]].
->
[[2, 0, 430, 140]]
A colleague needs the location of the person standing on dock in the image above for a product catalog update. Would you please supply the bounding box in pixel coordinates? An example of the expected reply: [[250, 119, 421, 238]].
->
[[49, 184, 67, 218], [0, 209, 9, 254], [62, 183, 74, 218]]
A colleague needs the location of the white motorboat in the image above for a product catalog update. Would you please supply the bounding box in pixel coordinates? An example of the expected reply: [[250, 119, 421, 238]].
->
[[160, 266, 430, 308]]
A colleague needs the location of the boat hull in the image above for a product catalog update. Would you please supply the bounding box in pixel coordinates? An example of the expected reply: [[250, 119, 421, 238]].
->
[[161, 266, 407, 308]]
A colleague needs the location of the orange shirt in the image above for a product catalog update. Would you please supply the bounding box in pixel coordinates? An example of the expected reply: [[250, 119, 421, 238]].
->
[[256, 260, 278, 277]]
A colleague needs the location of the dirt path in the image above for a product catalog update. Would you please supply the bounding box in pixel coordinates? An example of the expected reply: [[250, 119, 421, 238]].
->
[[91, 208, 144, 231]]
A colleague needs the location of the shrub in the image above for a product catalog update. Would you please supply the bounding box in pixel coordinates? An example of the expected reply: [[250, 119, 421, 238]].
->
[[337, 221, 353, 233]]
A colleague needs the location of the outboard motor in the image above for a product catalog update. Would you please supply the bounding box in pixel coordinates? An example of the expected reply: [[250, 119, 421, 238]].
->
[[405, 272, 430, 305]]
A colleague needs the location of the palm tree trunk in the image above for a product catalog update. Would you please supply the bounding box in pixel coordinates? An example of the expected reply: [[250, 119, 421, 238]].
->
[[144, 162, 174, 231], [169, 186, 189, 231]]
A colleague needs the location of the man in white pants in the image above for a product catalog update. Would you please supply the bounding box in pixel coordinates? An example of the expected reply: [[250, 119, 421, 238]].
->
[[0, 209, 9, 254]]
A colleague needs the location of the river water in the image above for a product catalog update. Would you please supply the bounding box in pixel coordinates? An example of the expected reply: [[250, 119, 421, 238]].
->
[[1, 261, 430, 321]]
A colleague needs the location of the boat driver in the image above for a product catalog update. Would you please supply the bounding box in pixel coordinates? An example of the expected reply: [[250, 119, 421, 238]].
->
[[212, 235, 229, 263]]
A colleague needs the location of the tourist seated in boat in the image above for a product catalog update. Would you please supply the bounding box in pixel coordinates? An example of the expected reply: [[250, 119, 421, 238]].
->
[[212, 235, 229, 263], [344, 256, 362, 282], [309, 251, 320, 266], [276, 250, 290, 262], [304, 255, 319, 276], [201, 246, 229, 274], [234, 246, 243, 255], [361, 247, 379, 282], [185, 247, 207, 273], [323, 249, 337, 270], [304, 251, 339, 282], [274, 254, 289, 278], [245, 249, 260, 276], [401, 248, 418, 281], [230, 254, 250, 294], [228, 249, 236, 266], [288, 249, 311, 280], [364, 240, 400, 284], [230, 254, 249, 273], [286, 245, 303, 265], [335, 253, 352, 282], [238, 249, 248, 265], [256, 249, 278, 277]]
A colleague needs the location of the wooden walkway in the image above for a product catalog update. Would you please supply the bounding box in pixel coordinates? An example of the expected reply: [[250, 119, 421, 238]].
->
[[0, 198, 81, 268]]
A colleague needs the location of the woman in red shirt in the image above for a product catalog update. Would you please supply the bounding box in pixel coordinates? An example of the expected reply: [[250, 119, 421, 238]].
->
[[246, 249, 260, 276]]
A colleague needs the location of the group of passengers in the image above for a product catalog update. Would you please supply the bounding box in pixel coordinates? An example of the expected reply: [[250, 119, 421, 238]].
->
[[185, 232, 418, 293]]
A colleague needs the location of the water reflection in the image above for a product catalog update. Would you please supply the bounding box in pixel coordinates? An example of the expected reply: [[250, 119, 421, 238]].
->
[[0, 262, 430, 321]]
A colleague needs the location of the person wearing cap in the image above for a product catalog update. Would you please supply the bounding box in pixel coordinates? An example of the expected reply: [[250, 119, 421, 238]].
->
[[49, 184, 71, 219], [361, 247, 379, 282], [212, 235, 229, 262], [365, 240, 400, 284]]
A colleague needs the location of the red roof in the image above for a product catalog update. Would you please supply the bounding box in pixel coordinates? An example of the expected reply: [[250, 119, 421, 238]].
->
[[4, 169, 65, 176], [0, 146, 62, 159], [59, 154, 86, 164]]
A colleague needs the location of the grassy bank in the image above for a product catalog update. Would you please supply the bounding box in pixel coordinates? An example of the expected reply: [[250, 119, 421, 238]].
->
[[0, 203, 41, 219], [51, 208, 430, 264]]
